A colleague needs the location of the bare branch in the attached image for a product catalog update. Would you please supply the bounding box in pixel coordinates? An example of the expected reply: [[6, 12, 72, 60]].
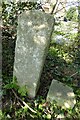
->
[[50, 0, 58, 14], [54, 1, 78, 15], [12, 89, 37, 113], [70, 72, 78, 77]]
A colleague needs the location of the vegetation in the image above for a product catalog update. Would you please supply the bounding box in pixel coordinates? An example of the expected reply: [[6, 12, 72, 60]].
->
[[66, 7, 78, 21], [1, 1, 80, 120]]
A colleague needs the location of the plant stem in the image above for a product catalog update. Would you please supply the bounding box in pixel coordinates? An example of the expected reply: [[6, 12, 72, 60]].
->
[[12, 89, 37, 113]]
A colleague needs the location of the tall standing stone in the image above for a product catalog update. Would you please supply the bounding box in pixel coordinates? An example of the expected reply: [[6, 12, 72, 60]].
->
[[14, 10, 54, 98]]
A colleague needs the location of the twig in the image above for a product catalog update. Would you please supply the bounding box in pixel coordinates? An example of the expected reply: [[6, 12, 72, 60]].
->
[[12, 89, 37, 113], [51, 0, 58, 14], [70, 72, 78, 77], [54, 3, 78, 14]]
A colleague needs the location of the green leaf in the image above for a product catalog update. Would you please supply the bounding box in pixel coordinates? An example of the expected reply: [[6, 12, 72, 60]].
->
[[38, 104, 43, 110], [46, 114, 51, 119], [13, 76, 18, 83], [23, 106, 28, 112], [4, 82, 18, 89], [18, 85, 27, 96]]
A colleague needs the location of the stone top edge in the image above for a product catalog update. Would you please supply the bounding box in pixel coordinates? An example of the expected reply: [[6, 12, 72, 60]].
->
[[19, 10, 54, 18]]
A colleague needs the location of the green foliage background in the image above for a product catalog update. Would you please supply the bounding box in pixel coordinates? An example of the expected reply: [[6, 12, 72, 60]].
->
[[66, 7, 78, 21]]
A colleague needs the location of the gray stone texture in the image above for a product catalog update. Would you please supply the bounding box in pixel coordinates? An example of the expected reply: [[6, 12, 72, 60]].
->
[[47, 80, 76, 108], [14, 10, 54, 97]]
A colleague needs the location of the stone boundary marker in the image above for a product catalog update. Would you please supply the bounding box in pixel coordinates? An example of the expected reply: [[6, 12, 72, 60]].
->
[[47, 80, 76, 109], [14, 10, 54, 98]]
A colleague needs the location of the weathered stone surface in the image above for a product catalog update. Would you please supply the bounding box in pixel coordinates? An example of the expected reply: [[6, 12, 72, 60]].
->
[[47, 80, 76, 108], [14, 10, 54, 97]]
